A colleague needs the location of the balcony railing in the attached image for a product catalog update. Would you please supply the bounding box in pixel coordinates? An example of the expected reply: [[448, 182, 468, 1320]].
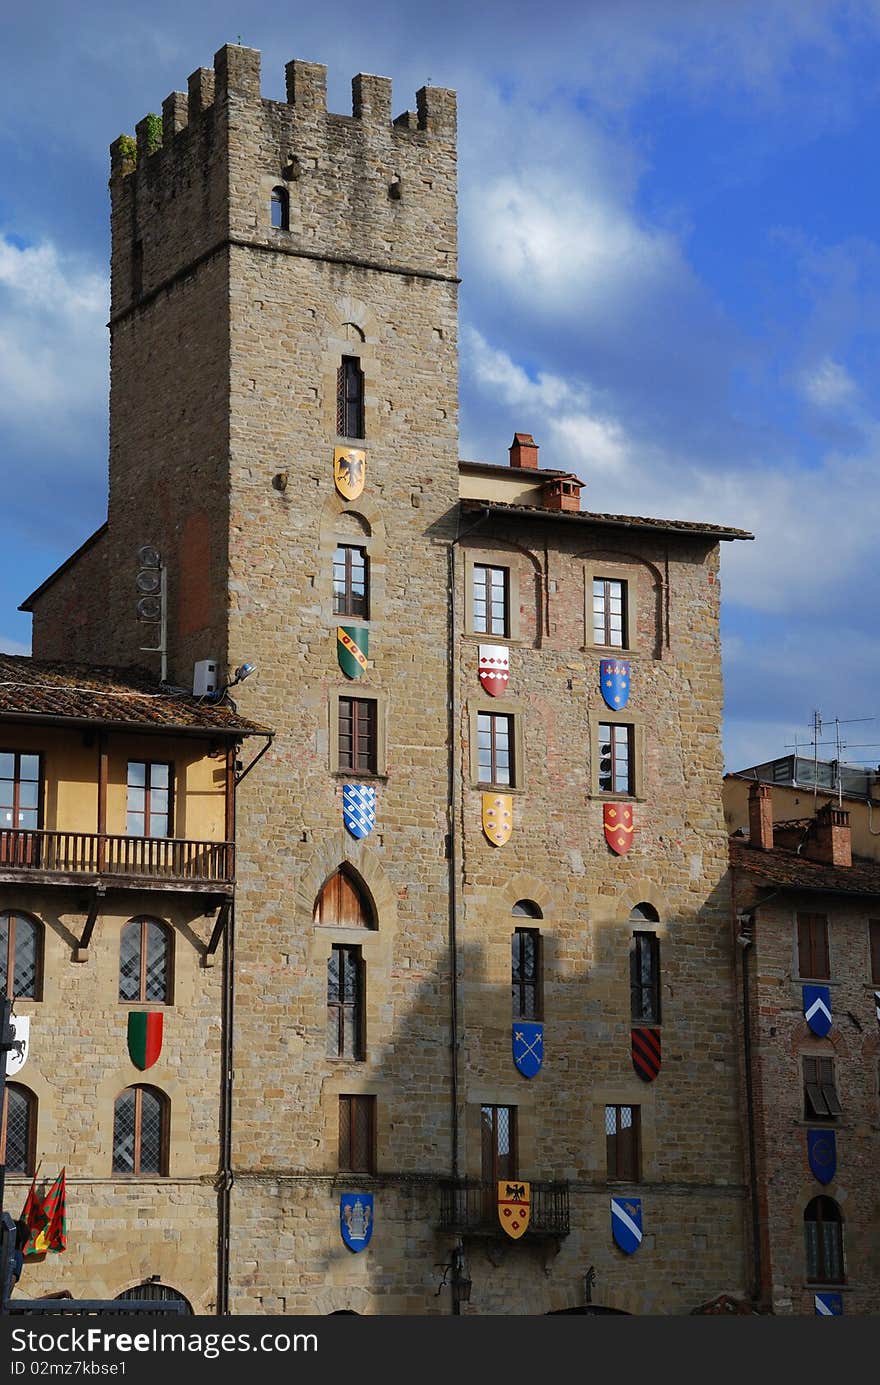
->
[[0, 828, 234, 887], [438, 1179, 570, 1238]]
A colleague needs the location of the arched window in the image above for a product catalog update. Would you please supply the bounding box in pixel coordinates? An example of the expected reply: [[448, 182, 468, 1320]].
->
[[270, 186, 289, 230], [113, 1085, 169, 1176], [805, 1196, 845, 1284], [314, 869, 375, 928], [119, 918, 172, 1003], [115, 1283, 192, 1313], [0, 910, 43, 999], [337, 356, 365, 439], [629, 902, 659, 923], [0, 1083, 36, 1174], [512, 902, 543, 1020]]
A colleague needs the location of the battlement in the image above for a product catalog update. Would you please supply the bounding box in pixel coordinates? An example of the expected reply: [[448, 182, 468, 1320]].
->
[[110, 43, 456, 176]]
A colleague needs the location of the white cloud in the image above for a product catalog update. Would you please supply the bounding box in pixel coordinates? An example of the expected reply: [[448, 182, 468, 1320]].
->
[[799, 355, 857, 408], [0, 234, 108, 446], [0, 635, 30, 656]]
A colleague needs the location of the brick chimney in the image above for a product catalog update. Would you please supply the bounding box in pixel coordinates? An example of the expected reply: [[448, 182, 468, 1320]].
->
[[806, 802, 852, 867], [543, 477, 582, 512], [748, 781, 773, 850], [509, 433, 539, 469]]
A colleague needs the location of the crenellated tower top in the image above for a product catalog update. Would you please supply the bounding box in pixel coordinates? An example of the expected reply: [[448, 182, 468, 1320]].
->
[[109, 44, 457, 320]]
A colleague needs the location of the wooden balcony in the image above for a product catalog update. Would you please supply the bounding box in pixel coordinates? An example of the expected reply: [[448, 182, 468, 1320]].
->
[[438, 1179, 570, 1239], [0, 828, 234, 893]]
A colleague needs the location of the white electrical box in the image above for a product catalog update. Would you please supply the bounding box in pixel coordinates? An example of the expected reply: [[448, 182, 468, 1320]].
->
[[193, 659, 219, 696]]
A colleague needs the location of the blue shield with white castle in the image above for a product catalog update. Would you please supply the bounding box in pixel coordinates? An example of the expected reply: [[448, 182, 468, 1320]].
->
[[611, 1197, 642, 1255], [340, 1193, 374, 1252], [815, 1292, 843, 1316], [512, 1022, 544, 1079], [807, 1129, 836, 1185], [343, 784, 376, 839], [803, 984, 832, 1037], [600, 659, 630, 710]]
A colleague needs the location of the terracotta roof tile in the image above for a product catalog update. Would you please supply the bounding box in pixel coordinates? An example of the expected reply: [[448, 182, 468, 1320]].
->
[[460, 498, 753, 541], [0, 655, 271, 737], [729, 838, 880, 896]]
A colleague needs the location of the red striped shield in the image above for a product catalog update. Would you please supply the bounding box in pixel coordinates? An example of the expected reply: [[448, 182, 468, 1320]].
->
[[631, 1027, 661, 1082]]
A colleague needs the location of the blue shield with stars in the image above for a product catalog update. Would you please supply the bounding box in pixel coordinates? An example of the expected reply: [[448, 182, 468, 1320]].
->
[[343, 784, 376, 839], [340, 1193, 373, 1252], [814, 1293, 843, 1316], [807, 1129, 836, 1185], [512, 1022, 544, 1078], [600, 659, 630, 710], [611, 1197, 642, 1255], [803, 984, 832, 1037]]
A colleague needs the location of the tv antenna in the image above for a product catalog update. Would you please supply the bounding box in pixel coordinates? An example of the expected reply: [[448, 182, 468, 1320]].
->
[[135, 544, 167, 682]]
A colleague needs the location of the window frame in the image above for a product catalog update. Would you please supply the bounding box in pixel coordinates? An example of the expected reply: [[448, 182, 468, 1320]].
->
[[583, 565, 638, 653], [0, 749, 43, 833], [118, 916, 173, 1005], [598, 721, 634, 795], [592, 577, 628, 649], [472, 563, 510, 638], [869, 919, 880, 985], [314, 869, 375, 929], [338, 1094, 376, 1173], [476, 710, 516, 788], [480, 1104, 518, 1185], [0, 1082, 37, 1175], [0, 909, 43, 1001], [269, 185, 289, 231], [605, 1103, 641, 1182], [797, 913, 830, 980], [126, 760, 174, 839], [589, 712, 645, 800], [630, 931, 661, 1025], [337, 356, 365, 441], [335, 696, 380, 776], [332, 543, 370, 620], [512, 927, 543, 1021], [327, 944, 366, 1060], [112, 1084, 169, 1177], [803, 1055, 842, 1121], [464, 550, 521, 642], [804, 1196, 845, 1285]]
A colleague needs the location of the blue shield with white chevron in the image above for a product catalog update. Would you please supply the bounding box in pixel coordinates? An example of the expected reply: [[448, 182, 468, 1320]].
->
[[512, 1022, 544, 1078], [611, 1197, 642, 1255], [807, 1129, 836, 1185], [803, 984, 832, 1037], [814, 1292, 843, 1316], [340, 1193, 374, 1252], [600, 659, 630, 710], [343, 784, 376, 839]]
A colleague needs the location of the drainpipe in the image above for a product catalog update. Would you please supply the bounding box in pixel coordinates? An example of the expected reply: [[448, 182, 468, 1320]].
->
[[217, 743, 238, 1315]]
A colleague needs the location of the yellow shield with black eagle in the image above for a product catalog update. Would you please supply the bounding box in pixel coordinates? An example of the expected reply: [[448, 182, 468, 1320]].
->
[[497, 1181, 531, 1239], [334, 446, 366, 500]]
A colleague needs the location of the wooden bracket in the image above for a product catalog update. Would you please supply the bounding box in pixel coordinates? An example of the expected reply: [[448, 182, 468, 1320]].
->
[[76, 884, 106, 957]]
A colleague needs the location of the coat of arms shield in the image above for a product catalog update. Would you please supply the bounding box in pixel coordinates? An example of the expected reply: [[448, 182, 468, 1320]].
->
[[631, 1027, 661, 1082], [611, 1196, 643, 1255], [478, 645, 509, 696], [814, 1293, 843, 1316], [343, 784, 376, 839], [6, 1014, 29, 1076], [512, 1022, 543, 1078], [333, 447, 366, 501], [807, 1129, 836, 1185], [337, 626, 369, 679], [127, 1012, 163, 1071], [482, 793, 512, 846], [604, 803, 634, 855], [803, 984, 832, 1037], [600, 659, 630, 710], [340, 1193, 373, 1252], [497, 1181, 530, 1239]]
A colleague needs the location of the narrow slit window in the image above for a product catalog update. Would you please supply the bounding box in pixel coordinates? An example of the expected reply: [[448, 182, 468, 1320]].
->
[[337, 357, 365, 440], [270, 186, 289, 230]]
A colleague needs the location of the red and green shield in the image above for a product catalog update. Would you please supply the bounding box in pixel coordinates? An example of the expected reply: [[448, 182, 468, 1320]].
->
[[337, 626, 369, 679], [127, 1011, 163, 1070]]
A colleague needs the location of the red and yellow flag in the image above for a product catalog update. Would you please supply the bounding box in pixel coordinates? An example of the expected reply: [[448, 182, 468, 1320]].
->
[[24, 1169, 67, 1256]]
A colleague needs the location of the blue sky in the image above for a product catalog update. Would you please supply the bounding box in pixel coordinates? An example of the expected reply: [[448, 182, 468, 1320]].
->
[[2, 0, 880, 772]]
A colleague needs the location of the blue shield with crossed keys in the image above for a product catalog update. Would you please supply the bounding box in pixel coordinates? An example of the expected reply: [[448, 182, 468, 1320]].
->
[[343, 784, 376, 839], [803, 984, 832, 1037], [807, 1129, 837, 1185], [600, 659, 630, 710], [512, 1022, 544, 1078]]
